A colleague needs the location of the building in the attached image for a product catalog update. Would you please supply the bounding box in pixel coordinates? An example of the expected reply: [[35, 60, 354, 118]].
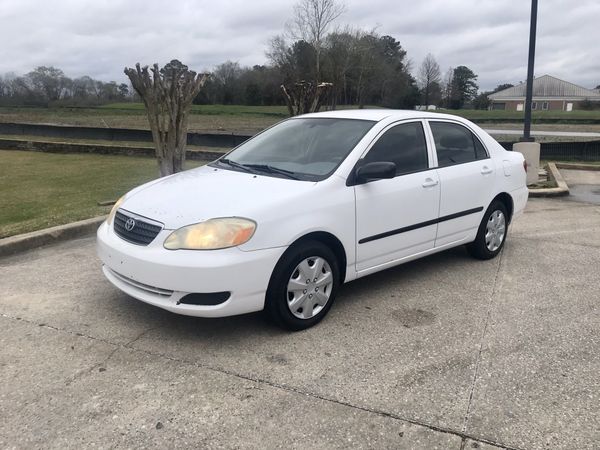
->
[[488, 75, 600, 111]]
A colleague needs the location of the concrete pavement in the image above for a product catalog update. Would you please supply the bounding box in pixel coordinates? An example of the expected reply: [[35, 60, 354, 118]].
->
[[1, 198, 599, 449]]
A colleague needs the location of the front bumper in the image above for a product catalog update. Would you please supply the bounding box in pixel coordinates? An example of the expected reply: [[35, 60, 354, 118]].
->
[[96, 221, 286, 317]]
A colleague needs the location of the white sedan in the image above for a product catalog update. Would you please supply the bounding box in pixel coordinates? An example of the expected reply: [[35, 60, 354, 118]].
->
[[97, 110, 528, 330]]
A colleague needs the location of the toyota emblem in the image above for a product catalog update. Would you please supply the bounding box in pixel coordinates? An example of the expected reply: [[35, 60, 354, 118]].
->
[[125, 218, 136, 231]]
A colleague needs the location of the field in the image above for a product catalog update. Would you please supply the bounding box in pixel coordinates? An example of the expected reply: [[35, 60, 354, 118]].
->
[[0, 150, 207, 238], [1, 104, 599, 135]]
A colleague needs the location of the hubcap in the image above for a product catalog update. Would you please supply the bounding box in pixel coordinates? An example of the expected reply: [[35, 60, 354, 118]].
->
[[287, 256, 333, 319], [485, 210, 506, 252]]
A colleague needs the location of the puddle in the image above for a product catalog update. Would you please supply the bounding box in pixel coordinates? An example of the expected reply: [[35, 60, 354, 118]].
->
[[564, 184, 600, 205]]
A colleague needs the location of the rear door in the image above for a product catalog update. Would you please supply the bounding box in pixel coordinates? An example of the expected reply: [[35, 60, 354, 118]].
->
[[426, 120, 495, 247], [354, 120, 440, 272]]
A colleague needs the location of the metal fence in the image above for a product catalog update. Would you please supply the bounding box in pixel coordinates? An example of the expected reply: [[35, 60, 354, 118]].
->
[[499, 140, 600, 161]]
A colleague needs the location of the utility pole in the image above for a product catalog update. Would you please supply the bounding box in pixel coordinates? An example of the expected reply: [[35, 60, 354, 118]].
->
[[514, 0, 540, 185], [522, 0, 538, 141]]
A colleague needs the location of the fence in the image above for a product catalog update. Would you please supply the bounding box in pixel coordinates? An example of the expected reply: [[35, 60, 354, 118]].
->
[[499, 140, 600, 161]]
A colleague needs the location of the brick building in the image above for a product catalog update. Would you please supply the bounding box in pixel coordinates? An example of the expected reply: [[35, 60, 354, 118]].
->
[[488, 75, 600, 111]]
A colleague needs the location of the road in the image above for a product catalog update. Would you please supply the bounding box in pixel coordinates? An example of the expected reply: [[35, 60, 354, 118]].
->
[[484, 128, 600, 138], [1, 198, 599, 449]]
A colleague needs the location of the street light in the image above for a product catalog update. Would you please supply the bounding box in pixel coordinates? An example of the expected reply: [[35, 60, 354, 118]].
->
[[514, 0, 540, 185], [522, 0, 538, 142]]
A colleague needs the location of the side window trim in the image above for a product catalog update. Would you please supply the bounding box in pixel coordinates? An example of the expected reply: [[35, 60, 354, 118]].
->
[[426, 119, 490, 169], [347, 120, 433, 186], [360, 119, 432, 171]]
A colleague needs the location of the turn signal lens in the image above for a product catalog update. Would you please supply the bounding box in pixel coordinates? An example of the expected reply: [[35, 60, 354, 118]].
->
[[107, 196, 125, 225], [164, 218, 257, 250]]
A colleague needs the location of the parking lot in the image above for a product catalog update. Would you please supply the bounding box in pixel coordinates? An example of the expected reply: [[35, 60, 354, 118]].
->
[[1, 197, 599, 449]]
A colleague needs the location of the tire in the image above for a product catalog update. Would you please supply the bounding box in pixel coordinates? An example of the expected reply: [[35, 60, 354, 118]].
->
[[467, 201, 509, 260], [265, 240, 340, 331]]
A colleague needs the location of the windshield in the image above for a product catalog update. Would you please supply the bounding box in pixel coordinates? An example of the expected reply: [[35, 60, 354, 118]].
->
[[212, 118, 376, 181]]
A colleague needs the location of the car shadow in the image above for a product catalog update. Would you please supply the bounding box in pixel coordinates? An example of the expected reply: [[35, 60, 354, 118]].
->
[[110, 245, 479, 341]]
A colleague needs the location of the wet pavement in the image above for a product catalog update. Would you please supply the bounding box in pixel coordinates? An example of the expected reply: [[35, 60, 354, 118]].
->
[[561, 168, 600, 205]]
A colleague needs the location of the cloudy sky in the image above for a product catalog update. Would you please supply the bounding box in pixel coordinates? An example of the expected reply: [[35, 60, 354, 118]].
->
[[1, 0, 599, 91]]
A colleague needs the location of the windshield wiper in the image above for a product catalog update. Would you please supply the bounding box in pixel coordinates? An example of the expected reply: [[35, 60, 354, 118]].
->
[[218, 158, 257, 174], [242, 164, 301, 180]]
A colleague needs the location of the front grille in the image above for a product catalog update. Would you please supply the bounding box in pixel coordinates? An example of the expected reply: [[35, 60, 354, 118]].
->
[[114, 210, 162, 245]]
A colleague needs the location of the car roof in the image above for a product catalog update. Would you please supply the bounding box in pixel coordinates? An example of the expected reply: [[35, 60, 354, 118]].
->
[[299, 109, 468, 123]]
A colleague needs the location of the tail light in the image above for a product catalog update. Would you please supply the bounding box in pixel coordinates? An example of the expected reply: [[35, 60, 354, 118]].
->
[[523, 160, 528, 173]]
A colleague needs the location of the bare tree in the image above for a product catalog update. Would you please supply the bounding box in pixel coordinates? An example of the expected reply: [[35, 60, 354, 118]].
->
[[125, 60, 209, 177], [287, 0, 346, 81], [418, 53, 441, 107], [281, 81, 332, 116], [442, 67, 454, 109]]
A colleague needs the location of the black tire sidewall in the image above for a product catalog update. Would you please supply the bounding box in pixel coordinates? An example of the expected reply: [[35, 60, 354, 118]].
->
[[266, 241, 340, 330], [472, 201, 509, 259]]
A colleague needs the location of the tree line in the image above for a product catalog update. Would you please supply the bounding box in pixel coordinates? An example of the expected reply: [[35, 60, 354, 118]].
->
[[1, 0, 509, 111], [0, 66, 131, 106]]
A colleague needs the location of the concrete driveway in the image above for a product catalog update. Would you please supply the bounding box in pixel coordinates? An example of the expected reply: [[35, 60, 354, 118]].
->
[[1, 198, 599, 449]]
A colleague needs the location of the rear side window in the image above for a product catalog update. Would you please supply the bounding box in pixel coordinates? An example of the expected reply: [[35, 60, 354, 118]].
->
[[363, 122, 429, 176], [430, 122, 488, 167]]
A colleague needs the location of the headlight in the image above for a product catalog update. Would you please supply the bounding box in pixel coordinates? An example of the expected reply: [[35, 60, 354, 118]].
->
[[107, 196, 125, 225], [163, 218, 256, 250]]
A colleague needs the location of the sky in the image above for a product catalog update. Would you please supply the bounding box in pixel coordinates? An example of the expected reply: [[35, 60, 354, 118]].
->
[[1, 0, 599, 91]]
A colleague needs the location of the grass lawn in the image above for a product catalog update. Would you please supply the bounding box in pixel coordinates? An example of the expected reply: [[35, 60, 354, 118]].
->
[[0, 150, 207, 238]]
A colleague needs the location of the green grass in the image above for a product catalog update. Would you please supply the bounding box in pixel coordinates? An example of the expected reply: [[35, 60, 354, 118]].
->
[[101, 103, 290, 117], [0, 150, 206, 238]]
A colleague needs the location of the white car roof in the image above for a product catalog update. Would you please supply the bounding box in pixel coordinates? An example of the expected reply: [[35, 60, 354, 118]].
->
[[299, 109, 469, 123]]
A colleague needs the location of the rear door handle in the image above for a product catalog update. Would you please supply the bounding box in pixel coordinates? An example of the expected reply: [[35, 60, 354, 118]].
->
[[481, 166, 494, 175], [422, 178, 439, 188]]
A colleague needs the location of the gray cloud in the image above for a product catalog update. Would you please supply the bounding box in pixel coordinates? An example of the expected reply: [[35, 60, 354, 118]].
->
[[1, 0, 598, 91]]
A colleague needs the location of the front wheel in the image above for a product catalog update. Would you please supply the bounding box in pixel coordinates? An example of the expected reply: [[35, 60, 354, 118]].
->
[[265, 241, 340, 331], [467, 201, 508, 260]]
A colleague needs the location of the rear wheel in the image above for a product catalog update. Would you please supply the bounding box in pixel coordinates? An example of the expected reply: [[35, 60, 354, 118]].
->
[[266, 241, 340, 331], [467, 201, 508, 260]]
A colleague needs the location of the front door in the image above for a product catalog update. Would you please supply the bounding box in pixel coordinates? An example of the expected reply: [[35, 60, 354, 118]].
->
[[354, 121, 440, 272]]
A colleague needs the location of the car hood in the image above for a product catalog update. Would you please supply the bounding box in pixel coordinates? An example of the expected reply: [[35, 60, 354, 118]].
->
[[120, 165, 318, 229]]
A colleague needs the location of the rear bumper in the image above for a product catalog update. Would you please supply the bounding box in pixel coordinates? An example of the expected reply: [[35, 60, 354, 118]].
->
[[96, 221, 286, 317]]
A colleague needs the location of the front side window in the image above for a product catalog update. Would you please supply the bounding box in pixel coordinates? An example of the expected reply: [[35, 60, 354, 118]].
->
[[212, 118, 375, 181], [429, 121, 488, 167], [362, 122, 429, 176]]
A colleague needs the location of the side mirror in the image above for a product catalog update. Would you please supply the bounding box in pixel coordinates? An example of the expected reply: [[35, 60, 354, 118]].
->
[[355, 161, 396, 184]]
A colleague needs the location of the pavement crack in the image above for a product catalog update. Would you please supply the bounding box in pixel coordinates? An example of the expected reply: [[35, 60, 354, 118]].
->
[[459, 249, 505, 448], [0, 311, 524, 450]]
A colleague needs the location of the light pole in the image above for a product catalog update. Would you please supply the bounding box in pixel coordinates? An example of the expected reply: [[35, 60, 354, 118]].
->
[[522, 0, 538, 142], [514, 0, 540, 185]]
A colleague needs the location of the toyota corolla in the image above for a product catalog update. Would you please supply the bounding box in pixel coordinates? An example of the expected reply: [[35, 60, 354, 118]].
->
[[97, 110, 528, 330]]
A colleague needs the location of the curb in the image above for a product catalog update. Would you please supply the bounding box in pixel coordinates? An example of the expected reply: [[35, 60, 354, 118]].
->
[[528, 162, 569, 197], [555, 162, 600, 172], [0, 215, 106, 258]]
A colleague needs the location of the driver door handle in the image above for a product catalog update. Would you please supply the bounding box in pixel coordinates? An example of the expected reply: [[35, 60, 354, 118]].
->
[[422, 178, 439, 188]]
